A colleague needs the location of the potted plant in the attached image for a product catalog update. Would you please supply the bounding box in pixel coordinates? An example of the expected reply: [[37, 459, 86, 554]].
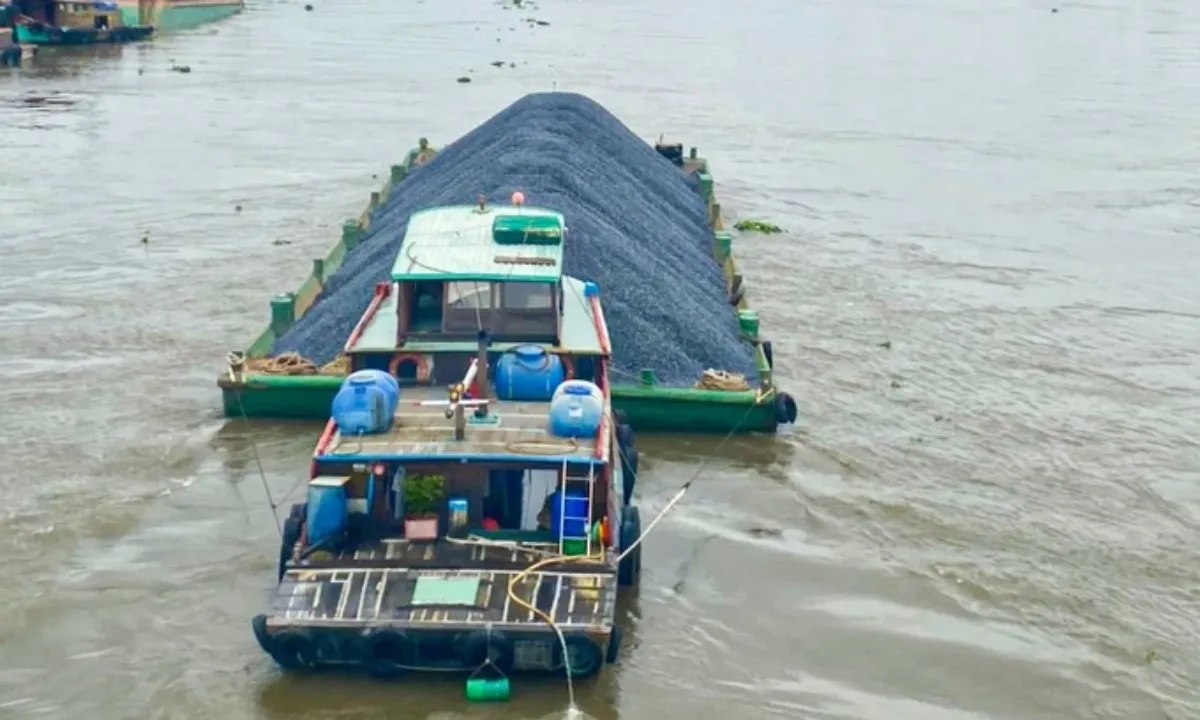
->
[[403, 474, 445, 541]]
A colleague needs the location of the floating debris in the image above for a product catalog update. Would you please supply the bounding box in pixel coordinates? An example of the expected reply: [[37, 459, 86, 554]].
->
[[733, 219, 782, 234]]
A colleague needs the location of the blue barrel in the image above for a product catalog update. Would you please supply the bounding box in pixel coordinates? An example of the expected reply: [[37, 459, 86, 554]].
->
[[547, 490, 590, 539], [494, 345, 566, 402], [548, 380, 603, 438], [331, 369, 400, 435], [306, 477, 348, 547]]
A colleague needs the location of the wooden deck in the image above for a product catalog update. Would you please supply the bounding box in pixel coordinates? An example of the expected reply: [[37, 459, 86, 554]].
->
[[319, 386, 600, 462], [267, 539, 616, 632]]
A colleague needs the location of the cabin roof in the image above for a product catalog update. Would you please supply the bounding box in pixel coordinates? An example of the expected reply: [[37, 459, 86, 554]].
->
[[346, 275, 609, 356], [317, 386, 605, 466], [390, 205, 565, 283]]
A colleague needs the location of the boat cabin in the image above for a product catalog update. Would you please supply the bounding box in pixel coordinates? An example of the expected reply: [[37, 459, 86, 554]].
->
[[343, 202, 607, 387]]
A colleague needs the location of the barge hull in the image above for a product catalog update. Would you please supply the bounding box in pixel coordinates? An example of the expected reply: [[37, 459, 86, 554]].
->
[[217, 151, 790, 435]]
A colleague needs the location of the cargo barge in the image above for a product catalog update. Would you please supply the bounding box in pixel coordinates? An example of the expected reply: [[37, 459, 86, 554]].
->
[[252, 204, 638, 690], [218, 141, 798, 435]]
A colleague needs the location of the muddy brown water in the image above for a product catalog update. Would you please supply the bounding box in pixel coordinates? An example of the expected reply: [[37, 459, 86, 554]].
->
[[2, 0, 1198, 718]]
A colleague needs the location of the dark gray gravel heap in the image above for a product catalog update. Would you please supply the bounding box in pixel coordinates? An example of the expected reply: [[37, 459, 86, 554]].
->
[[270, 92, 758, 387]]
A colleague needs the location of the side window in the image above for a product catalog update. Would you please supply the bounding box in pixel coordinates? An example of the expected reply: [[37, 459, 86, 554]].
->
[[445, 281, 493, 309], [501, 282, 553, 310]]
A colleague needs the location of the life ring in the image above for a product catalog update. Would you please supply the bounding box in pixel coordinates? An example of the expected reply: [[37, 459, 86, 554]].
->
[[553, 635, 604, 679], [268, 629, 319, 670], [362, 629, 417, 678], [774, 392, 798, 425], [618, 504, 642, 587], [388, 352, 431, 383], [454, 630, 515, 671]]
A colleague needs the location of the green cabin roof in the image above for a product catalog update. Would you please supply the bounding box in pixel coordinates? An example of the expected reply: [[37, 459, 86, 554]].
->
[[390, 205, 565, 283]]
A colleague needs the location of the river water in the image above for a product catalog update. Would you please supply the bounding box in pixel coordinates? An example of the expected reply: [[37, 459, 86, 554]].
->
[[1, 0, 1198, 718]]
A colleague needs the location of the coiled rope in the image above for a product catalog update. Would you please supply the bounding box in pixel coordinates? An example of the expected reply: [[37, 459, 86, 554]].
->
[[693, 368, 750, 392], [231, 351, 349, 376]]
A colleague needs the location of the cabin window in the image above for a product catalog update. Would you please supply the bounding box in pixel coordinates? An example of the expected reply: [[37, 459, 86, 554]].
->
[[446, 281, 493, 309], [443, 281, 494, 333], [501, 282, 553, 310], [408, 281, 444, 332]]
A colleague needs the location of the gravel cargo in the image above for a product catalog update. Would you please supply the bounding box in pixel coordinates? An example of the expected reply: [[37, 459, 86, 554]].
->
[[270, 92, 759, 387]]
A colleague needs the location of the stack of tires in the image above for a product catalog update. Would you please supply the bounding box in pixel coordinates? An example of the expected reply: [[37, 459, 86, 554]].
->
[[615, 411, 641, 588]]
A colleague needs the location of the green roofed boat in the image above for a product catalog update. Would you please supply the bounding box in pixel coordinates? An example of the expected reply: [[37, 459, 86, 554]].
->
[[218, 142, 798, 435]]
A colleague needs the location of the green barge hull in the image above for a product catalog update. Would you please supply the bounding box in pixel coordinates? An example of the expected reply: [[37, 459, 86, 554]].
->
[[217, 148, 796, 435]]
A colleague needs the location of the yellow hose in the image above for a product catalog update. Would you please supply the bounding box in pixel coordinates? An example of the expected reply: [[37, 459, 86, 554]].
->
[[505, 543, 608, 701]]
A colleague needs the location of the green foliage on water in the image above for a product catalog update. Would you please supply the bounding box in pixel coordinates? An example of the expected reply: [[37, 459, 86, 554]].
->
[[733, 219, 782, 234]]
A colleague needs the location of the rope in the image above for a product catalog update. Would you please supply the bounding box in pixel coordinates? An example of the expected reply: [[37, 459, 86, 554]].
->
[[693, 368, 750, 392], [506, 398, 758, 710], [229, 384, 282, 537], [504, 439, 580, 455], [238, 351, 349, 376]]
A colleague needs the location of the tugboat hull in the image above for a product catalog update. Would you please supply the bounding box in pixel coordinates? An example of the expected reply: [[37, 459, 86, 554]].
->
[[254, 540, 621, 678]]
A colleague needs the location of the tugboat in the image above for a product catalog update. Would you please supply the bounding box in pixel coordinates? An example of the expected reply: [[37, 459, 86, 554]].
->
[[250, 199, 642, 693], [8, 0, 152, 45]]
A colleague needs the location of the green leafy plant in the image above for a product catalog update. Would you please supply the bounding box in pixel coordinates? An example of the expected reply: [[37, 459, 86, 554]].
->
[[733, 219, 783, 234], [404, 474, 445, 518]]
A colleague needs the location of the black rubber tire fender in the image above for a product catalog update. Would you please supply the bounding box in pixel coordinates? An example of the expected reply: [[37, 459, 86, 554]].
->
[[774, 392, 798, 425], [278, 515, 302, 583], [251, 614, 273, 655], [604, 625, 623, 665], [362, 628, 417, 678], [554, 634, 604, 679], [617, 504, 642, 587], [616, 423, 638, 506], [453, 629, 515, 672], [269, 629, 318, 670], [761, 339, 774, 369]]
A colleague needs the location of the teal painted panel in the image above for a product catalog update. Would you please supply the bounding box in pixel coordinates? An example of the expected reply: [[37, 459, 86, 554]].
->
[[120, 2, 241, 32]]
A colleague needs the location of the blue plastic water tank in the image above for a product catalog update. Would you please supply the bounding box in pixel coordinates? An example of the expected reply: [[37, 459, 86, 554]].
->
[[548, 380, 604, 438], [306, 477, 348, 547], [331, 370, 400, 435], [547, 489, 590, 539], [494, 345, 566, 402]]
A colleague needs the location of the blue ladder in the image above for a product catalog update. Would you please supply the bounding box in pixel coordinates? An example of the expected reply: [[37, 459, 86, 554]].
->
[[558, 461, 596, 556]]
